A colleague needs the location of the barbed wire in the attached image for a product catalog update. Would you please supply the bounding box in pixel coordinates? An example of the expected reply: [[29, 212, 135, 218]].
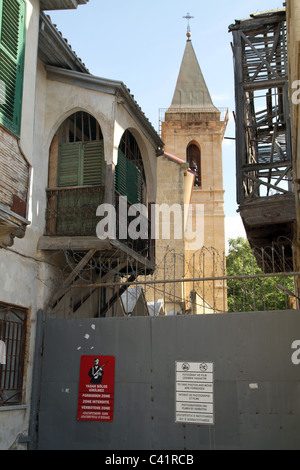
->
[[36, 238, 298, 318]]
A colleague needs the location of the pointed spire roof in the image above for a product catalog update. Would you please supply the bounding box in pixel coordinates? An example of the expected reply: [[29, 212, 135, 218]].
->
[[169, 39, 217, 110]]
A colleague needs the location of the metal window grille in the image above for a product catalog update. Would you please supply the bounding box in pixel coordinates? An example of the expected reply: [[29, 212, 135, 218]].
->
[[0, 302, 27, 406]]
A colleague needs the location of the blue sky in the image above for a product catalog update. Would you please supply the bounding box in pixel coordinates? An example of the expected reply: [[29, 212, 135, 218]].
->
[[46, 0, 285, 243]]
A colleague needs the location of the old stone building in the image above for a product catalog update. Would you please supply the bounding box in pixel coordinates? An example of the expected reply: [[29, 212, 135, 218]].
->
[[157, 32, 228, 313]]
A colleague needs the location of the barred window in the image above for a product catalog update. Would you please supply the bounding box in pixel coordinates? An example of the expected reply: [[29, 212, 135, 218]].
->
[[0, 302, 27, 406]]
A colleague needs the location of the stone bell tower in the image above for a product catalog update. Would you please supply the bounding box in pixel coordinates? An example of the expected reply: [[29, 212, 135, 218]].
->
[[161, 30, 228, 312]]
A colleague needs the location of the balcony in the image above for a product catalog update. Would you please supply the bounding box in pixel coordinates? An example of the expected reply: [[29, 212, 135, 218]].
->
[[0, 127, 30, 248], [39, 185, 154, 266], [45, 185, 105, 237]]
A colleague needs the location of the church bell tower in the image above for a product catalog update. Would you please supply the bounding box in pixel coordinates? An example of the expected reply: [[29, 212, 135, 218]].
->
[[160, 26, 228, 312]]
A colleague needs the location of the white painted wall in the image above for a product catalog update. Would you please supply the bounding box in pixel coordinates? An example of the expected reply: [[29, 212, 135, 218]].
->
[[0, 0, 158, 448]]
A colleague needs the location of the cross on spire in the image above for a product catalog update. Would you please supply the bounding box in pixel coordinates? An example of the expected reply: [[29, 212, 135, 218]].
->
[[183, 12, 194, 38]]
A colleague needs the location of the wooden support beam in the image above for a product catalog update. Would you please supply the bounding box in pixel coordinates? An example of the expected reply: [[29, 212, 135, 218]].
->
[[242, 161, 291, 172], [97, 274, 136, 318], [72, 259, 128, 314], [251, 24, 281, 82], [244, 173, 290, 194], [242, 78, 286, 91], [37, 236, 111, 251], [241, 31, 281, 80], [232, 30, 246, 204], [50, 249, 97, 308]]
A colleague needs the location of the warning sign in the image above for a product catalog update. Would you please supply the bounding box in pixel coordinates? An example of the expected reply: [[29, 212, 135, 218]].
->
[[175, 361, 214, 425], [77, 355, 115, 422]]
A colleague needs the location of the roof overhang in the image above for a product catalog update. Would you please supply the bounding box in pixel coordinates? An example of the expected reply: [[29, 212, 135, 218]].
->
[[39, 12, 89, 73], [229, 8, 286, 32], [46, 65, 164, 151], [40, 0, 89, 10]]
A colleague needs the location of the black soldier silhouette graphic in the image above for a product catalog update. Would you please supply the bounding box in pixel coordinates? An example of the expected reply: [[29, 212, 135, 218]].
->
[[88, 358, 108, 384]]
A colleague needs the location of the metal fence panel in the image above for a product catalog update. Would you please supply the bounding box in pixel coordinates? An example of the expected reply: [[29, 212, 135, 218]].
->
[[37, 311, 300, 450]]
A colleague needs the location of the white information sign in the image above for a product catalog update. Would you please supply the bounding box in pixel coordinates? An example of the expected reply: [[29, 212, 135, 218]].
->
[[175, 361, 214, 425]]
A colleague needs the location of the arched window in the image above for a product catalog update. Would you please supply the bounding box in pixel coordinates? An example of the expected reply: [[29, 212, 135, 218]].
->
[[47, 112, 105, 236], [56, 112, 105, 188], [115, 130, 146, 205], [187, 143, 201, 187]]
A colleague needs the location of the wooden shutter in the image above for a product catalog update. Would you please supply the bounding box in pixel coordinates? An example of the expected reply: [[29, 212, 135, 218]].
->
[[57, 141, 105, 236], [115, 149, 144, 205], [58, 142, 81, 187], [82, 141, 105, 186], [115, 149, 127, 197], [0, 0, 26, 135]]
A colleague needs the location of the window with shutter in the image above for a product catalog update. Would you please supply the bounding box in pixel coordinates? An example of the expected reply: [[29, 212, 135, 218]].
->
[[115, 130, 146, 206], [58, 142, 81, 187], [115, 149, 144, 205], [56, 138, 105, 236], [82, 141, 105, 186], [0, 0, 26, 136], [58, 141, 105, 188], [115, 149, 128, 198]]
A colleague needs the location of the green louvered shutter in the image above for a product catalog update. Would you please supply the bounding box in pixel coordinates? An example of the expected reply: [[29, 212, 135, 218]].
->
[[115, 149, 144, 205], [57, 143, 81, 235], [82, 141, 105, 186], [115, 149, 128, 198], [57, 141, 105, 235], [58, 142, 81, 187], [0, 0, 26, 136]]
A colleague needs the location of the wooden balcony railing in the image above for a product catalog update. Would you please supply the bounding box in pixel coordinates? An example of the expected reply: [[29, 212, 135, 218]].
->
[[46, 185, 105, 237], [45, 186, 155, 262]]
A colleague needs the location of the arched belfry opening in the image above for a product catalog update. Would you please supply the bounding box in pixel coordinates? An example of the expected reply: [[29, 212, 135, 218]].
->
[[187, 142, 201, 187]]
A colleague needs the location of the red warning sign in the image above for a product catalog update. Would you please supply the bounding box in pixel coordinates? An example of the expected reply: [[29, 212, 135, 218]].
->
[[77, 355, 115, 422]]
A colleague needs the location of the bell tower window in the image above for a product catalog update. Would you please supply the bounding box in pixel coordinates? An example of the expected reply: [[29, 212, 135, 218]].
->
[[187, 143, 201, 187]]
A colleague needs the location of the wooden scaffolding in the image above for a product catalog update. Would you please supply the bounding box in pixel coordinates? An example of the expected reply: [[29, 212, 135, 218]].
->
[[229, 8, 296, 271]]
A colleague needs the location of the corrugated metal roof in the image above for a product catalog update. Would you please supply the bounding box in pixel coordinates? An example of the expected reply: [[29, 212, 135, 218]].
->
[[40, 0, 89, 10]]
